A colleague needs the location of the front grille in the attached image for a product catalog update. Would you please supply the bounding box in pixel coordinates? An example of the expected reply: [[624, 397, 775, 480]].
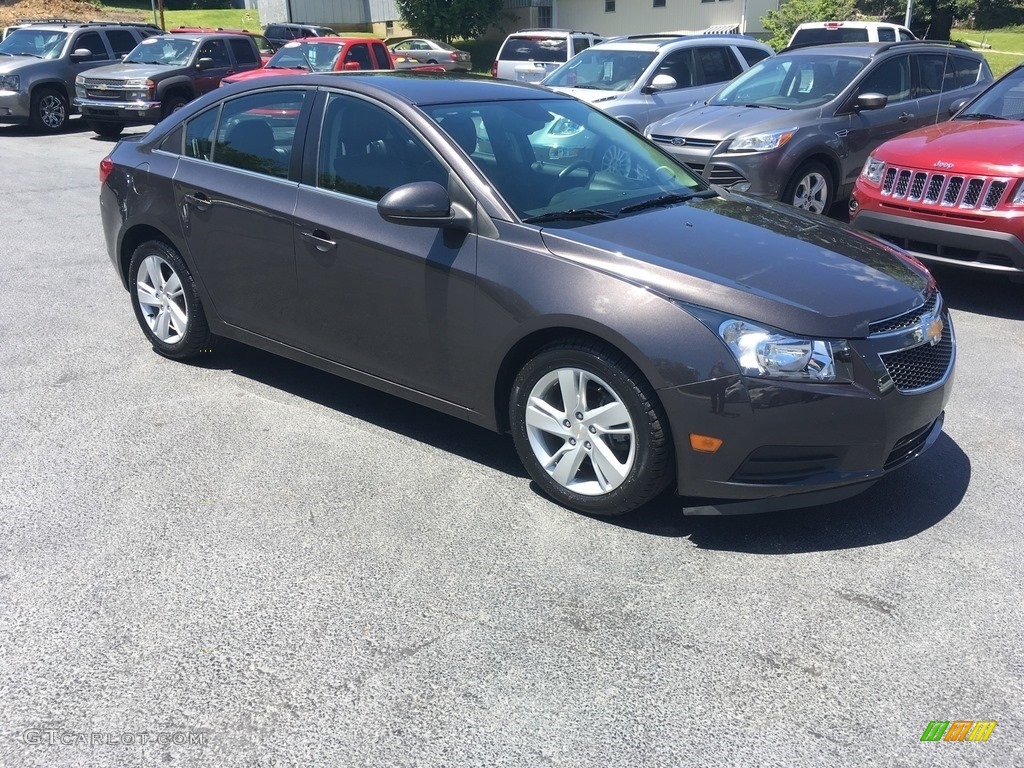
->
[[707, 165, 746, 186], [879, 321, 953, 392], [884, 420, 936, 470], [87, 89, 124, 100], [732, 446, 844, 483], [80, 77, 128, 88], [868, 290, 938, 335], [648, 134, 718, 148], [880, 163, 1014, 211]]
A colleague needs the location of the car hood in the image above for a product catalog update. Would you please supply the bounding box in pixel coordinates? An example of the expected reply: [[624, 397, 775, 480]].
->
[[547, 86, 620, 105], [872, 118, 1024, 174], [83, 62, 183, 80], [647, 103, 816, 140], [223, 67, 304, 84], [0, 55, 47, 74], [540, 193, 931, 339]]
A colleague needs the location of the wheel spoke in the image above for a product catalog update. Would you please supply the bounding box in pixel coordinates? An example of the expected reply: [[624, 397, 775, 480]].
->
[[166, 301, 188, 334], [136, 281, 160, 306], [551, 442, 587, 486], [145, 257, 164, 291], [584, 401, 630, 432], [154, 309, 171, 340], [557, 369, 581, 413], [163, 272, 182, 298], [525, 397, 571, 437], [591, 438, 628, 491]]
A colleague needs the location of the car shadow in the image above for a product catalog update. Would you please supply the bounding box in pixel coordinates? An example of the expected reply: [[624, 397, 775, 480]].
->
[[612, 431, 969, 553], [929, 264, 1024, 321], [190, 339, 528, 479]]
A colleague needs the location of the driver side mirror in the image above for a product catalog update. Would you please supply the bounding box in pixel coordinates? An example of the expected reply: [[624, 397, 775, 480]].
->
[[855, 92, 888, 111], [70, 48, 94, 62], [642, 74, 676, 94], [948, 97, 969, 116], [342, 61, 362, 71], [377, 181, 473, 231], [196, 57, 214, 70]]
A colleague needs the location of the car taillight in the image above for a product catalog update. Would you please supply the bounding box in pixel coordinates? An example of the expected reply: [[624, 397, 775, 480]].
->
[[99, 156, 114, 185], [491, 60, 497, 78], [450, 51, 458, 61]]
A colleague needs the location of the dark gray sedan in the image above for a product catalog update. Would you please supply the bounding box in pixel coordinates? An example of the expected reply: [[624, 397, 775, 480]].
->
[[99, 73, 954, 516]]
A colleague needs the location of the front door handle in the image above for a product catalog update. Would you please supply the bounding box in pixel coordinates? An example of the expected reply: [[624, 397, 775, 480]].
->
[[300, 229, 337, 252], [898, 111, 914, 122]]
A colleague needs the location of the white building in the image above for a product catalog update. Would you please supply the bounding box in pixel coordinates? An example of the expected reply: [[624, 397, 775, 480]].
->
[[254, 0, 780, 38]]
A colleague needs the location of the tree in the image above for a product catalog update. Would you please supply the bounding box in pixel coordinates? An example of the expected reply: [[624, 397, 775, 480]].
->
[[395, 0, 505, 43], [761, 0, 858, 48]]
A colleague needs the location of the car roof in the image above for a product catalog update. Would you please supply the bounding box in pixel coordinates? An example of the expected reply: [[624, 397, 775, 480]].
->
[[777, 40, 979, 58], [595, 34, 769, 51], [280, 36, 384, 44], [224, 71, 567, 106]]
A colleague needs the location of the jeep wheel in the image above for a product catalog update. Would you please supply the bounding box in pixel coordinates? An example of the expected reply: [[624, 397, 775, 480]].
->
[[88, 121, 124, 139], [30, 88, 69, 133]]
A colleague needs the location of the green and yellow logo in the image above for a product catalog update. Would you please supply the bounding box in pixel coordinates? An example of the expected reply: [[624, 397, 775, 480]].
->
[[921, 720, 997, 742]]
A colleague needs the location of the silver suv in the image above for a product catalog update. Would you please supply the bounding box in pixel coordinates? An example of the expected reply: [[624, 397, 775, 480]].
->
[[542, 33, 773, 131], [0, 20, 162, 132], [645, 41, 992, 214], [492, 29, 603, 82]]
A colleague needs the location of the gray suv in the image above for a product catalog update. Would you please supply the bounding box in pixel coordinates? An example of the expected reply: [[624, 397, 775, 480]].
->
[[0, 20, 162, 132], [542, 34, 773, 132], [645, 41, 992, 214]]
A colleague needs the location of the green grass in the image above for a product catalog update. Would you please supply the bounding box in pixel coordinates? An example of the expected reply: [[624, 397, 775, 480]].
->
[[952, 25, 1024, 76]]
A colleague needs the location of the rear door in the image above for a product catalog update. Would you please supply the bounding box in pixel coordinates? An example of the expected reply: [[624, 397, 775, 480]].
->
[[172, 87, 311, 342]]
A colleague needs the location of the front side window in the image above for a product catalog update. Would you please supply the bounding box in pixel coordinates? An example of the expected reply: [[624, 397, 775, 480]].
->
[[656, 50, 696, 89], [859, 56, 911, 103], [198, 39, 231, 67], [71, 31, 109, 62], [343, 43, 372, 69], [317, 93, 446, 200], [268, 41, 343, 71]]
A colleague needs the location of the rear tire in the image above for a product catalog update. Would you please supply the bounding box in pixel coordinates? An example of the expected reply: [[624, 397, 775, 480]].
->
[[30, 87, 69, 132], [509, 339, 674, 516], [128, 240, 213, 360]]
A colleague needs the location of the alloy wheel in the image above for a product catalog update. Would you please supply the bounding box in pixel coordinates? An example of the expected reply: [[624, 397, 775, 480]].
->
[[135, 254, 189, 344]]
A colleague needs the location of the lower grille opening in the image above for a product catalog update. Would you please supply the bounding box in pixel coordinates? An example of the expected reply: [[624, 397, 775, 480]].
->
[[884, 420, 936, 470], [732, 446, 845, 483]]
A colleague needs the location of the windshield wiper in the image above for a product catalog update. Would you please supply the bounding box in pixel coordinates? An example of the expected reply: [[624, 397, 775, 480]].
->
[[956, 112, 1007, 121], [523, 208, 618, 224], [619, 190, 716, 214], [742, 103, 789, 110]]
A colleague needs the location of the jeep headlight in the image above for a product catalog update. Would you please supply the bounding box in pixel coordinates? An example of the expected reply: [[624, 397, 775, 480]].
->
[[1012, 180, 1024, 206], [0, 74, 21, 91], [718, 319, 847, 382], [729, 129, 795, 153], [861, 155, 886, 185]]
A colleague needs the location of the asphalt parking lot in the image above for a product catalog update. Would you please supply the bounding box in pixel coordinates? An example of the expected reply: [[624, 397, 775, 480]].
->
[[1, 118, 1022, 768]]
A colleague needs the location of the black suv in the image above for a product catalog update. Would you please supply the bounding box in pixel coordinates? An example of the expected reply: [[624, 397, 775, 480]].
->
[[263, 22, 335, 48], [0, 20, 162, 132], [74, 33, 263, 137]]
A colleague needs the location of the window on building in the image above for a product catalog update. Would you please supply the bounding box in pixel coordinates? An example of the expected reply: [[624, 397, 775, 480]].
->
[[653, 0, 666, 7]]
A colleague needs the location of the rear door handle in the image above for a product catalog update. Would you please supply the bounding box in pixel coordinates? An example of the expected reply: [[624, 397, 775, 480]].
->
[[182, 192, 211, 211], [300, 229, 337, 252]]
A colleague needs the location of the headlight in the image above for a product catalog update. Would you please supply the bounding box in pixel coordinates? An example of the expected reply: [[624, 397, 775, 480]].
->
[[0, 74, 19, 91], [1012, 180, 1024, 206], [548, 117, 583, 136], [728, 129, 795, 153], [861, 155, 886, 185], [718, 319, 847, 382], [122, 77, 151, 88], [75, 74, 85, 86]]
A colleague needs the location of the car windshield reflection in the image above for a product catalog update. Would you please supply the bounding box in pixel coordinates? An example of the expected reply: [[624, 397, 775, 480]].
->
[[426, 99, 706, 224], [713, 55, 867, 109]]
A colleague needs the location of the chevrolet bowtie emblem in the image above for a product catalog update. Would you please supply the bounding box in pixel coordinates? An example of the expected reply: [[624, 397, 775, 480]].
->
[[926, 317, 944, 345]]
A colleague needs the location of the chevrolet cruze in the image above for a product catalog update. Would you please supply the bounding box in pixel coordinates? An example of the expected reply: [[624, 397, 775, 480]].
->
[[100, 73, 955, 516]]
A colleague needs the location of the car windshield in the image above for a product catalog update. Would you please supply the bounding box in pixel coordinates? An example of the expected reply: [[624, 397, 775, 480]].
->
[[268, 41, 342, 70], [713, 54, 867, 109], [124, 37, 197, 66], [957, 65, 1024, 120], [0, 28, 68, 58], [426, 98, 707, 224], [543, 49, 657, 91]]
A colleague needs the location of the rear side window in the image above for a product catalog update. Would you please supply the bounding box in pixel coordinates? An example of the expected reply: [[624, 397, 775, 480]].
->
[[216, 90, 307, 178], [228, 37, 259, 66], [106, 29, 139, 58], [501, 36, 566, 63], [738, 46, 771, 66], [877, 28, 896, 42], [371, 42, 391, 69]]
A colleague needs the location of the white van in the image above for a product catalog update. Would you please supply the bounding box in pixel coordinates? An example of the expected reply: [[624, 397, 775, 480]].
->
[[788, 21, 916, 48]]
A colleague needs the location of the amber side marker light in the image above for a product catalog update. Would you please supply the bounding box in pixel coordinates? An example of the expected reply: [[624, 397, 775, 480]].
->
[[689, 434, 723, 453]]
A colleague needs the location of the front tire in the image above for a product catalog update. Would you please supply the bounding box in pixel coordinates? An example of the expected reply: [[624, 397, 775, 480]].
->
[[783, 161, 832, 214], [128, 241, 213, 359], [161, 95, 189, 120], [30, 87, 69, 132], [509, 339, 673, 516]]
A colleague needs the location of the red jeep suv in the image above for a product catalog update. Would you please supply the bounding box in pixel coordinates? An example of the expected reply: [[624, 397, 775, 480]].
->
[[849, 63, 1024, 277]]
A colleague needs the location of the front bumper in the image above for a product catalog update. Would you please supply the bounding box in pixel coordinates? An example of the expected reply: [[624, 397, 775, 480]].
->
[[74, 96, 161, 124], [0, 89, 30, 124], [659, 306, 955, 514], [650, 137, 792, 199], [849, 207, 1024, 275]]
